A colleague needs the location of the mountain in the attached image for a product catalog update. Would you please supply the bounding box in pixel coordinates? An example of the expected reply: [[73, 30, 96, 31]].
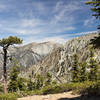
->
[[0, 32, 100, 82], [25, 32, 100, 83], [0, 42, 62, 78]]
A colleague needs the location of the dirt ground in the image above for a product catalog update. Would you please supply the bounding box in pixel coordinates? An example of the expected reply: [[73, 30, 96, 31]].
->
[[18, 91, 100, 100], [18, 91, 80, 100]]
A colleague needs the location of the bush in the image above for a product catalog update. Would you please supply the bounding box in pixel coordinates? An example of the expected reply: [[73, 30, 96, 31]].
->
[[67, 81, 94, 94], [15, 81, 95, 96], [0, 93, 17, 100], [8, 81, 100, 98], [17, 84, 67, 96], [0, 85, 3, 93], [83, 80, 100, 96], [44, 73, 52, 86], [41, 81, 100, 95], [35, 74, 44, 89], [41, 84, 67, 95]]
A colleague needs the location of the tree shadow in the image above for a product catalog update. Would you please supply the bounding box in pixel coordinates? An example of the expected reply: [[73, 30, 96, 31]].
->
[[58, 95, 100, 100], [90, 32, 100, 48]]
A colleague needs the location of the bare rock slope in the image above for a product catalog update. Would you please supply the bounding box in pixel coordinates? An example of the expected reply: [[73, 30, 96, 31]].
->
[[0, 42, 62, 78], [0, 32, 100, 82], [27, 33, 100, 83]]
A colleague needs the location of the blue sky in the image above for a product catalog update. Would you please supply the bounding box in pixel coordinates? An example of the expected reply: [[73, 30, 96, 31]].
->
[[0, 0, 99, 44]]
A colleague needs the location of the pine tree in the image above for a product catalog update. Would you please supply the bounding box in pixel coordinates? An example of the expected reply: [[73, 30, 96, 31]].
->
[[35, 74, 44, 89], [86, 0, 100, 19], [88, 49, 98, 81], [27, 75, 35, 91], [86, 0, 100, 48], [44, 73, 52, 86], [0, 36, 22, 93], [72, 54, 80, 82], [86, 0, 100, 29], [8, 59, 27, 92], [17, 77, 27, 91], [79, 62, 88, 82], [8, 62, 20, 92]]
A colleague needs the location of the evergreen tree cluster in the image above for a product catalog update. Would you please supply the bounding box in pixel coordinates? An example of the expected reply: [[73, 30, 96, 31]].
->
[[72, 48, 99, 82], [8, 60, 27, 92], [8, 48, 99, 93], [8, 62, 54, 92], [27, 72, 53, 91]]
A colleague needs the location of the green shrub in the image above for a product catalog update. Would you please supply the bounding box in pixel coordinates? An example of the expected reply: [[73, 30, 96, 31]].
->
[[83, 80, 100, 96], [52, 80, 57, 85], [14, 89, 43, 97], [35, 74, 44, 89], [8, 81, 100, 97], [0, 85, 3, 93], [17, 91, 31, 97], [41, 81, 100, 96], [0, 93, 17, 100], [41, 84, 67, 95], [58, 81, 95, 95], [44, 73, 52, 86], [68, 81, 94, 94], [17, 81, 95, 96]]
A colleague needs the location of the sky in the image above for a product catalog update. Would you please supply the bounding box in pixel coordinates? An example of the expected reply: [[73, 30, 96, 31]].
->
[[0, 0, 99, 44]]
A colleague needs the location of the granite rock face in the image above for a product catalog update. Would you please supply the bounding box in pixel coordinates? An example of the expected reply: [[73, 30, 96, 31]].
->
[[27, 33, 100, 83], [0, 42, 62, 78], [0, 32, 100, 82]]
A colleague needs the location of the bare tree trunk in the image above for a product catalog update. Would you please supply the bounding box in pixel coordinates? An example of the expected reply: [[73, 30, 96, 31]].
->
[[3, 48, 8, 94]]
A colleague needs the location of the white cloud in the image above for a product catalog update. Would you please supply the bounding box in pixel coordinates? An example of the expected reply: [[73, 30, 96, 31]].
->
[[0, 0, 97, 45], [6, 1, 78, 35], [42, 37, 67, 44], [0, 0, 81, 36], [51, 1, 83, 26], [23, 35, 68, 45], [0, 16, 75, 35], [74, 31, 97, 36], [84, 17, 95, 27], [22, 30, 97, 45]]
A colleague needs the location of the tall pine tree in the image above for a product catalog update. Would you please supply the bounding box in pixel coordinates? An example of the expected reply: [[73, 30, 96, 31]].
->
[[8, 61, 20, 92], [8, 59, 27, 92], [79, 62, 88, 82], [86, 0, 100, 48], [88, 49, 98, 81], [86, 0, 100, 20], [72, 54, 80, 82], [0, 36, 22, 93], [27, 75, 35, 91]]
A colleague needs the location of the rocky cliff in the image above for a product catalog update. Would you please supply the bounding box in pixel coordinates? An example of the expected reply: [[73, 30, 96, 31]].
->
[[0, 32, 100, 82], [0, 42, 62, 78], [26, 32, 100, 83]]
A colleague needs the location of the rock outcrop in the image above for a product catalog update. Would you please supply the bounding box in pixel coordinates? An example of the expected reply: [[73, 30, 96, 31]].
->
[[0, 42, 62, 78], [27, 32, 100, 83], [0, 32, 100, 82]]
